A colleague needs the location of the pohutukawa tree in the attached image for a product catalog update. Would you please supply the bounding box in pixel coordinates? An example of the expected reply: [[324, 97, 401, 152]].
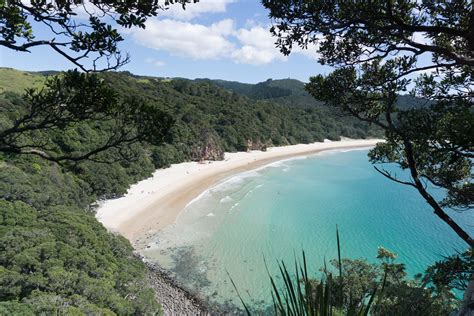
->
[[1, 0, 196, 72], [0, 70, 174, 163], [262, 0, 473, 247], [0, 0, 196, 163]]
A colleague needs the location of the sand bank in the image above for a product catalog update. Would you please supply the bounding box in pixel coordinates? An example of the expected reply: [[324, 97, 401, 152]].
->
[[96, 138, 382, 246]]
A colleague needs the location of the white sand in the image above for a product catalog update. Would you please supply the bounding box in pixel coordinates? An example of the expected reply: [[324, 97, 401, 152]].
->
[[96, 138, 382, 245]]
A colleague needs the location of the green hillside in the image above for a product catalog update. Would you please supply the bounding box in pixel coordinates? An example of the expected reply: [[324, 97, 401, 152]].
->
[[0, 68, 46, 94], [206, 77, 428, 110], [204, 78, 323, 108], [208, 78, 306, 97]]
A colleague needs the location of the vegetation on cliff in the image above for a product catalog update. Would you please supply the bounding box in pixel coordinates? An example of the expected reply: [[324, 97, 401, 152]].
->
[[257, 247, 465, 315]]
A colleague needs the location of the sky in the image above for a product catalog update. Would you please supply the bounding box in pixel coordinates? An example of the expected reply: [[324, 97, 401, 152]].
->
[[0, 0, 332, 83]]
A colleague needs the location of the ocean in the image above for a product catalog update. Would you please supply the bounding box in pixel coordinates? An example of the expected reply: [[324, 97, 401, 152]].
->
[[143, 148, 472, 309]]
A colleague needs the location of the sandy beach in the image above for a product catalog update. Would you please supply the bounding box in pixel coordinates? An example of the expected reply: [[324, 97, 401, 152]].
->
[[96, 138, 382, 246]]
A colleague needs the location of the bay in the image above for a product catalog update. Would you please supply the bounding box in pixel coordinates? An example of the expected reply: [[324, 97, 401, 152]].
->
[[144, 149, 472, 309]]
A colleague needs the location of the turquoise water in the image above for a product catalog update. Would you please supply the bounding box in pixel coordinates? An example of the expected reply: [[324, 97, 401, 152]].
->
[[144, 149, 473, 309]]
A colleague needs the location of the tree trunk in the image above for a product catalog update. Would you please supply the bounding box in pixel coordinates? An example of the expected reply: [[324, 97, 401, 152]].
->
[[403, 140, 474, 248]]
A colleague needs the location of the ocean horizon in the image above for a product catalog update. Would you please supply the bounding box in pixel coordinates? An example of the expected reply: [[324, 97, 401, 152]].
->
[[143, 148, 472, 309]]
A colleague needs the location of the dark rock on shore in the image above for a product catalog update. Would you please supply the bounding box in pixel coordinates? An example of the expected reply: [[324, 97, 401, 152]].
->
[[145, 261, 209, 315], [137, 252, 249, 315]]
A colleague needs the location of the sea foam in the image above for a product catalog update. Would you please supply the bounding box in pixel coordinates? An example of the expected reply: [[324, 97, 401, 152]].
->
[[220, 196, 233, 203]]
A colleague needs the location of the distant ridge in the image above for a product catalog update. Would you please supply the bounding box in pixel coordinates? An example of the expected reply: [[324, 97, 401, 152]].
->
[[0, 67, 428, 110], [196, 77, 428, 110]]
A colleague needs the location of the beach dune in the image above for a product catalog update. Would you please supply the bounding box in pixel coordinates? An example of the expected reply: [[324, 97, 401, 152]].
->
[[96, 138, 382, 247]]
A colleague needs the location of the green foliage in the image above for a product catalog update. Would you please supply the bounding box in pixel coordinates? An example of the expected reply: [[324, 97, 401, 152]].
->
[[256, 249, 458, 315], [0, 70, 174, 163], [103, 72, 381, 156], [268, 253, 350, 316], [0, 69, 381, 166], [0, 200, 161, 314], [209, 78, 323, 108], [233, 231, 460, 315], [152, 144, 186, 169], [0, 157, 92, 210], [423, 250, 473, 292], [0, 300, 34, 315]]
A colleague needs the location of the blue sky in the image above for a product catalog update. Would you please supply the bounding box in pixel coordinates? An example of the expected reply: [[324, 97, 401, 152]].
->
[[0, 0, 332, 83]]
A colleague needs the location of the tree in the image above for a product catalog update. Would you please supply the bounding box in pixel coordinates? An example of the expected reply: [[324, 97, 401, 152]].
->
[[262, 0, 473, 248], [423, 249, 473, 292], [260, 247, 457, 315], [1, 0, 196, 72], [0, 199, 162, 314], [0, 0, 197, 163], [0, 70, 174, 163]]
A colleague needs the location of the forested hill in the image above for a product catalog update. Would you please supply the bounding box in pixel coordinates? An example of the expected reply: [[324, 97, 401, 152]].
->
[[206, 78, 306, 99], [198, 78, 322, 108], [0, 68, 382, 157], [199, 77, 428, 110]]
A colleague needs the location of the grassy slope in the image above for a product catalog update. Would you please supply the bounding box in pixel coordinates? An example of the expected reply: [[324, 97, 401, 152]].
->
[[0, 68, 46, 94]]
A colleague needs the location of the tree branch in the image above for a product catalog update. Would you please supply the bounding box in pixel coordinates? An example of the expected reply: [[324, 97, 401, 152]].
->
[[403, 139, 474, 248], [374, 166, 416, 187]]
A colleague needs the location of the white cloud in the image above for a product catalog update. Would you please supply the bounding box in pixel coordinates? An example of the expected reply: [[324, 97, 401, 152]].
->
[[131, 19, 235, 60], [232, 26, 287, 64], [146, 58, 166, 67], [412, 32, 431, 45], [292, 44, 320, 60], [234, 26, 274, 50], [130, 18, 319, 65], [232, 46, 285, 65], [68, 0, 233, 22], [73, 1, 101, 19], [243, 19, 259, 28], [161, 0, 234, 20]]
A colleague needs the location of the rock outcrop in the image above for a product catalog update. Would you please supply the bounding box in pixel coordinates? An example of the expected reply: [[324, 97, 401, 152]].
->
[[192, 130, 225, 161], [246, 139, 267, 152], [145, 261, 209, 315]]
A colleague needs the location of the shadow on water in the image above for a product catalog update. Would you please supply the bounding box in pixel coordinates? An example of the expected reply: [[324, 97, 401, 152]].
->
[[163, 245, 275, 314], [171, 246, 212, 289]]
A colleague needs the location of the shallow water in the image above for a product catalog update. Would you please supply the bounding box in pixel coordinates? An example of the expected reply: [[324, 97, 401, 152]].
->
[[143, 149, 473, 309]]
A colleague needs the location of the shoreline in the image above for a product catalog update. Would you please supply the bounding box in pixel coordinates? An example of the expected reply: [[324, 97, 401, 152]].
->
[[144, 256, 246, 315], [142, 255, 209, 315], [96, 138, 382, 248]]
